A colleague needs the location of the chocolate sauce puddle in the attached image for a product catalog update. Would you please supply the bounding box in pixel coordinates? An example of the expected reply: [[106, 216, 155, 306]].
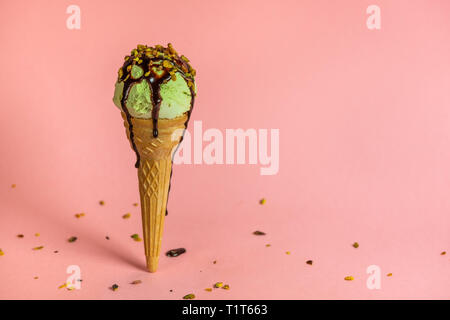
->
[[166, 248, 186, 257]]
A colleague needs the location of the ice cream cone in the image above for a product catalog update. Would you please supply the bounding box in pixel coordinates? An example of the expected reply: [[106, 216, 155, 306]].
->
[[121, 112, 188, 272]]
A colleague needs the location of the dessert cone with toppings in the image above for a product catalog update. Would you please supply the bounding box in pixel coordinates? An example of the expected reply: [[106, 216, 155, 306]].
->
[[113, 44, 196, 272]]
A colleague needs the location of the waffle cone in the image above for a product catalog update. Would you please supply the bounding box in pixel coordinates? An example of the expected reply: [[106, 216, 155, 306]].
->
[[121, 112, 188, 272]]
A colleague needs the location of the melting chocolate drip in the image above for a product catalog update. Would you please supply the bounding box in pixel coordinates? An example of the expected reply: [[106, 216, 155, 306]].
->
[[118, 50, 196, 217], [166, 248, 186, 257], [120, 73, 141, 168], [149, 71, 171, 138]]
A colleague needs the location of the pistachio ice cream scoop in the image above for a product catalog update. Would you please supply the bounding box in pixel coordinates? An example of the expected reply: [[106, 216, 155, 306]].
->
[[113, 43, 196, 167], [112, 44, 197, 272]]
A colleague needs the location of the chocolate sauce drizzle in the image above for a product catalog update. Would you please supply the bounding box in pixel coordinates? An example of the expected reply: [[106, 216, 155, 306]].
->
[[119, 53, 195, 169], [118, 46, 196, 213]]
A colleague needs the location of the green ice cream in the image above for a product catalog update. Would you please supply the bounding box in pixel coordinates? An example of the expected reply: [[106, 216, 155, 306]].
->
[[113, 44, 196, 120]]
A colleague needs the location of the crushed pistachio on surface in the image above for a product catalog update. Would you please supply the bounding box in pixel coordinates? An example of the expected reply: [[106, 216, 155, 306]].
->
[[111, 284, 119, 291], [32, 246, 44, 251], [99, 201, 105, 206], [387, 273, 393, 277], [75, 213, 85, 218], [223, 284, 230, 290], [131, 234, 142, 242], [130, 280, 142, 285], [344, 276, 354, 281], [352, 242, 359, 248], [441, 251, 446, 256], [259, 198, 266, 205], [17, 234, 24, 238], [183, 293, 195, 300], [68, 236, 77, 243], [204, 288, 212, 292], [122, 213, 131, 219], [306, 260, 313, 265], [214, 282, 224, 288]]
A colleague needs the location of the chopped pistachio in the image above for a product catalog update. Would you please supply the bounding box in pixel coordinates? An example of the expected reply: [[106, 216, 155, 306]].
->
[[130, 280, 142, 285], [183, 293, 195, 299], [387, 273, 393, 277], [99, 200, 105, 206], [122, 213, 131, 219], [17, 234, 24, 238], [214, 282, 223, 288], [352, 242, 359, 248], [111, 284, 119, 291], [68, 236, 77, 243], [260, 198, 266, 205], [32, 246, 44, 251], [223, 284, 230, 290], [306, 260, 313, 265], [131, 234, 142, 242], [344, 276, 354, 281], [204, 288, 212, 292]]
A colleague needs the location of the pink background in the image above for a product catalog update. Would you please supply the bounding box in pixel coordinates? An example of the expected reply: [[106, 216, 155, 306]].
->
[[1, 0, 449, 299]]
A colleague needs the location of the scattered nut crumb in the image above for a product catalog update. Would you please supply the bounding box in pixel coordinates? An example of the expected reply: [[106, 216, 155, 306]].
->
[[306, 260, 313, 265], [441, 251, 446, 256], [133, 203, 138, 207], [204, 288, 212, 292], [344, 276, 354, 281], [34, 276, 39, 279], [11, 184, 16, 188], [111, 284, 119, 291], [32, 246, 44, 251], [213, 260, 217, 264], [75, 213, 85, 218], [183, 293, 195, 299], [17, 234, 24, 238], [253, 231, 266, 235], [130, 280, 142, 285], [259, 198, 266, 205], [122, 213, 131, 219], [99, 201, 105, 206], [286, 251, 291, 255], [0, 249, 4, 256], [352, 242, 359, 248], [68, 236, 77, 243], [266, 244, 271, 247], [105, 236, 110, 240], [387, 273, 393, 277], [131, 234, 142, 242], [35, 233, 40, 237], [54, 251, 58, 253], [223, 284, 230, 290], [58, 283, 67, 289], [214, 282, 224, 288]]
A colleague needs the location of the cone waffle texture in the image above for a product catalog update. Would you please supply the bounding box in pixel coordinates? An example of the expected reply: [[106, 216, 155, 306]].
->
[[121, 112, 188, 272]]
